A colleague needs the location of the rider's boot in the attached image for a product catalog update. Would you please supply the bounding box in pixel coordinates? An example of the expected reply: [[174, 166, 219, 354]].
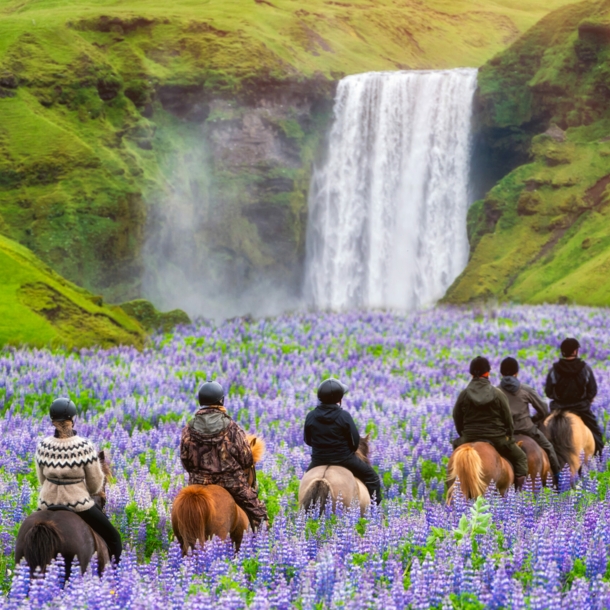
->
[[514, 475, 526, 491]]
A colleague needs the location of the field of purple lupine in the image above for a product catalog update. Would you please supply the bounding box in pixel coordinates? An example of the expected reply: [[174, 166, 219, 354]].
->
[[2, 305, 610, 609]]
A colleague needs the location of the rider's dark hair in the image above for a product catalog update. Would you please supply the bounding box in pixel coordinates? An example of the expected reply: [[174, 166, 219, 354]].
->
[[560, 338, 580, 357], [500, 357, 519, 376], [469, 356, 491, 377]]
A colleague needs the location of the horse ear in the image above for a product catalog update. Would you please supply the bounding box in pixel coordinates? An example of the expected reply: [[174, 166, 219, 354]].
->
[[250, 437, 257, 447], [99, 450, 105, 461], [364, 433, 370, 442]]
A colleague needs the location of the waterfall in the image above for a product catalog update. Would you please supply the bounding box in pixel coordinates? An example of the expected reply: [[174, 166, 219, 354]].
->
[[303, 68, 478, 311]]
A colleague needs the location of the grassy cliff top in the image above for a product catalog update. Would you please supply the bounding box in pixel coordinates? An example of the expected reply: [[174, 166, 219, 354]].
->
[[0, 0, 577, 81], [0, 234, 145, 348], [446, 0, 610, 307]]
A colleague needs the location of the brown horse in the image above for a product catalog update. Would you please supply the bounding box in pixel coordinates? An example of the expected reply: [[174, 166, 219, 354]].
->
[[542, 411, 594, 478], [15, 451, 111, 579], [515, 434, 552, 487], [446, 442, 513, 502], [171, 435, 264, 554], [298, 435, 371, 515]]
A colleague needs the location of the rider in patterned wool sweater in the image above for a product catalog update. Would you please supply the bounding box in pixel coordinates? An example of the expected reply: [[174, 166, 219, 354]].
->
[[180, 382, 268, 530], [35, 398, 122, 561], [304, 378, 382, 504]]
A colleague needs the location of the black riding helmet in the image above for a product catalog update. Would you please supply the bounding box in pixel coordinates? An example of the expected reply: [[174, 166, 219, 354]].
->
[[198, 381, 225, 406], [317, 378, 348, 404], [50, 397, 77, 421]]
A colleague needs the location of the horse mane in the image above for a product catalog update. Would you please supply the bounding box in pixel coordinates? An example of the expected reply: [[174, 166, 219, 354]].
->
[[23, 521, 62, 575], [246, 435, 265, 464], [447, 445, 486, 502], [544, 412, 575, 472], [355, 434, 371, 465], [172, 486, 214, 553]]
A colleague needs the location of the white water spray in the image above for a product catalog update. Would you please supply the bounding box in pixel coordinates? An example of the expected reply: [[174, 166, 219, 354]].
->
[[304, 68, 478, 311]]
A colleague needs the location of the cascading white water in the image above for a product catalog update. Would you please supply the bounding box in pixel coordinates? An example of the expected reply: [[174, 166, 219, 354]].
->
[[304, 68, 478, 311]]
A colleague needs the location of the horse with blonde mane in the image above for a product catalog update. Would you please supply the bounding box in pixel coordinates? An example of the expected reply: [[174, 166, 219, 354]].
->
[[298, 435, 371, 515], [171, 435, 264, 553], [541, 411, 594, 478], [446, 442, 513, 502], [446, 433, 557, 502]]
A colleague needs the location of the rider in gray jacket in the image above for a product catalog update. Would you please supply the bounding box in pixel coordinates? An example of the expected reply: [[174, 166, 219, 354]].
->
[[497, 357, 561, 477]]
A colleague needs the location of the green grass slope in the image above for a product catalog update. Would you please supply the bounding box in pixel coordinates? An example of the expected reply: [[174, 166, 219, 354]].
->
[[0, 0, 574, 302], [0, 234, 145, 348], [445, 0, 610, 307]]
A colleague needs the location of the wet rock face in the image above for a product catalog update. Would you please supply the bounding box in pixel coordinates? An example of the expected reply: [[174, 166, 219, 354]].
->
[[207, 102, 304, 169], [203, 96, 328, 273]]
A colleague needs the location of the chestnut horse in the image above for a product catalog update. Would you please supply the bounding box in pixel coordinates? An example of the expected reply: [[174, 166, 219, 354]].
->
[[541, 411, 594, 478], [15, 451, 111, 580], [446, 442, 513, 502], [298, 435, 371, 516], [171, 435, 264, 553], [515, 434, 552, 487]]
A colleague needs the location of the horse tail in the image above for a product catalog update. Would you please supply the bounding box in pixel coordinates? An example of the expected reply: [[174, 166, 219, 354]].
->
[[172, 486, 214, 553], [546, 411, 574, 471], [301, 478, 331, 513], [448, 445, 486, 501], [23, 521, 62, 574]]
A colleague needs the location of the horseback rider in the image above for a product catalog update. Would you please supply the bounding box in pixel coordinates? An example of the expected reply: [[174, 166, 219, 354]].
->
[[453, 357, 528, 489], [304, 378, 382, 504], [180, 381, 268, 530], [545, 338, 604, 455], [497, 357, 561, 479], [35, 397, 122, 562]]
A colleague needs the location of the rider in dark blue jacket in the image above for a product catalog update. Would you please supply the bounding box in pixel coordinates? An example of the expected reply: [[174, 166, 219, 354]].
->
[[304, 378, 382, 504]]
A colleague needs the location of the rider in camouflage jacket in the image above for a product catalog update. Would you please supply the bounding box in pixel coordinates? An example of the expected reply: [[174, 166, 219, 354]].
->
[[180, 382, 268, 529]]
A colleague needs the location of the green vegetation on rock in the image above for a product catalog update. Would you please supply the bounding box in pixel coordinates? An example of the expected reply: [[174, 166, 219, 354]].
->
[[446, 0, 610, 307], [0, 234, 145, 348], [120, 298, 190, 332]]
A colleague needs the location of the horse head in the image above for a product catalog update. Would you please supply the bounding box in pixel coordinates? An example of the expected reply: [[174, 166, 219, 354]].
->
[[356, 433, 371, 465], [94, 450, 113, 511], [245, 435, 265, 490]]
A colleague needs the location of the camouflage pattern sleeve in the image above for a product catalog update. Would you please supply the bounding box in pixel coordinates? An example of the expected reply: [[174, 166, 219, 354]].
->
[[180, 425, 195, 473], [227, 422, 254, 470]]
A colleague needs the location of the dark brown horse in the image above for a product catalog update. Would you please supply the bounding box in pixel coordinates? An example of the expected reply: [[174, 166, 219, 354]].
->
[[15, 451, 111, 579], [298, 435, 371, 515], [515, 434, 551, 487], [446, 442, 513, 502], [171, 435, 264, 553]]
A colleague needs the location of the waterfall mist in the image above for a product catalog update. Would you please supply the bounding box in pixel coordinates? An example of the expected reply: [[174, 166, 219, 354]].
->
[[142, 144, 301, 320], [304, 69, 478, 311]]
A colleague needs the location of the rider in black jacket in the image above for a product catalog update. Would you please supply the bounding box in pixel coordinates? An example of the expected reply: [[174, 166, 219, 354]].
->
[[304, 379, 382, 504], [545, 337, 603, 454]]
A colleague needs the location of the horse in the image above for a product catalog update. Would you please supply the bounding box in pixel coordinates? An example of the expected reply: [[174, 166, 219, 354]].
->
[[541, 411, 594, 478], [171, 435, 264, 554], [446, 442, 513, 502], [298, 435, 371, 515], [15, 451, 111, 580], [515, 434, 552, 487]]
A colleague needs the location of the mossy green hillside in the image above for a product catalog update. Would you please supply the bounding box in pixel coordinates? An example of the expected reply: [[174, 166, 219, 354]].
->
[[0, 0, 575, 304], [0, 233, 145, 348], [447, 0, 610, 306]]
